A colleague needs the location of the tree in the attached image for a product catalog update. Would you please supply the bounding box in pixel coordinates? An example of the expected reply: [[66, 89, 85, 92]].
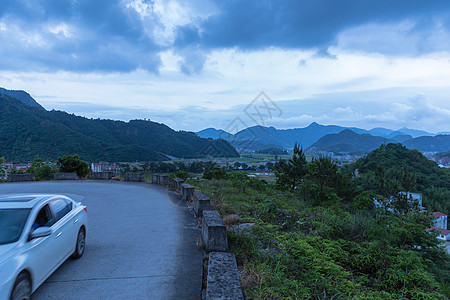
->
[[0, 157, 5, 177], [307, 156, 338, 193], [203, 165, 227, 180], [27, 157, 59, 180], [57, 154, 90, 178], [275, 143, 307, 192]]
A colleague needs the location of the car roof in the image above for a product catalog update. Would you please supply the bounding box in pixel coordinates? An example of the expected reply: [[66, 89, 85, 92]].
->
[[0, 194, 71, 209]]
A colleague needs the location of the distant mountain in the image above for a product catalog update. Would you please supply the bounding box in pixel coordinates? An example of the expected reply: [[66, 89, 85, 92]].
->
[[197, 122, 351, 151], [390, 134, 413, 143], [0, 93, 238, 162], [0, 87, 44, 110], [394, 127, 434, 138], [306, 130, 389, 154], [367, 127, 396, 137], [196, 128, 233, 140], [403, 135, 450, 152], [197, 123, 439, 153]]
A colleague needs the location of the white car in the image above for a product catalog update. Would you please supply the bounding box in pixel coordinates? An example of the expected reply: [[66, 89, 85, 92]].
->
[[0, 194, 87, 300]]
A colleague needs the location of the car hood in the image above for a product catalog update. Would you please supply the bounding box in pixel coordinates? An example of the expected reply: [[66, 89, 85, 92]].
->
[[0, 243, 18, 266]]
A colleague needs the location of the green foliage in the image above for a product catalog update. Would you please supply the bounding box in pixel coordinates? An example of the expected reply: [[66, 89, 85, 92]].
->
[[0, 156, 4, 176], [57, 154, 90, 178], [26, 157, 59, 180], [344, 143, 450, 213], [353, 191, 376, 211], [275, 143, 307, 192], [168, 170, 191, 181], [203, 165, 228, 180], [196, 148, 449, 299]]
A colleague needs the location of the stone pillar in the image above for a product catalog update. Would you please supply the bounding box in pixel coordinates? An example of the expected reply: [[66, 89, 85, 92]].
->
[[181, 183, 195, 201], [159, 174, 169, 185], [8, 174, 35, 182], [202, 210, 228, 252], [194, 192, 211, 217], [152, 173, 160, 184], [206, 252, 244, 300], [53, 173, 77, 180]]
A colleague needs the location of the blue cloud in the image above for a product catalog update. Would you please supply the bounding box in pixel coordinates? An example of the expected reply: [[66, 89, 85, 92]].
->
[[1, 0, 450, 73], [0, 0, 162, 72], [175, 0, 450, 51]]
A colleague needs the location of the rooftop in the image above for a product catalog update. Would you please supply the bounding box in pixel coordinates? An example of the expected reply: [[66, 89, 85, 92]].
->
[[433, 212, 447, 218]]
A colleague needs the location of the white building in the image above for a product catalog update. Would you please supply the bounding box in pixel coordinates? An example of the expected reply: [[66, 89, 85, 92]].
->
[[433, 212, 448, 230], [426, 227, 450, 241]]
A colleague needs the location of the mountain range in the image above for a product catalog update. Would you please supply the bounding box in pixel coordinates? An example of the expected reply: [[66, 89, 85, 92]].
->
[[0, 88, 238, 162], [197, 123, 450, 154]]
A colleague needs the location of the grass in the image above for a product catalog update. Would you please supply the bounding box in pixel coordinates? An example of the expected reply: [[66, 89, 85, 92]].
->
[[193, 175, 449, 300]]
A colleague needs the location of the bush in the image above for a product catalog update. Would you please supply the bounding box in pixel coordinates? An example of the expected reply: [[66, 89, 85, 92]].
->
[[203, 165, 228, 180]]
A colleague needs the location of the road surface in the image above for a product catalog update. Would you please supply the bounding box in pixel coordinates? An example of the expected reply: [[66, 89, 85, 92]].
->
[[0, 180, 203, 299]]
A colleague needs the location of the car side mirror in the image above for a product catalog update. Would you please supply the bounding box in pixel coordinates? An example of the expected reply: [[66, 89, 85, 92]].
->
[[29, 227, 52, 240]]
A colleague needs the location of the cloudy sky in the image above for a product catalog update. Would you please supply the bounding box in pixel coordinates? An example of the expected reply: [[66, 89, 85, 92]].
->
[[1, 0, 450, 133]]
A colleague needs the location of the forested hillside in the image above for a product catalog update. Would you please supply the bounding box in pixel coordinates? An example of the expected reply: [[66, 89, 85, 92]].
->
[[343, 143, 450, 213], [0, 93, 238, 162]]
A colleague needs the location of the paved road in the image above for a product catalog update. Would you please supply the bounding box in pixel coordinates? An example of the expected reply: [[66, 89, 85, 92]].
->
[[0, 180, 203, 299]]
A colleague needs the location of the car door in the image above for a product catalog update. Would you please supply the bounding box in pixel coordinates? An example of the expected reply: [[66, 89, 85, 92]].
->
[[48, 198, 76, 264], [24, 203, 61, 287]]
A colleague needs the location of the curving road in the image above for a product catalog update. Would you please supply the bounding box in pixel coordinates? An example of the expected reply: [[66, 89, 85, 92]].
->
[[0, 180, 203, 299]]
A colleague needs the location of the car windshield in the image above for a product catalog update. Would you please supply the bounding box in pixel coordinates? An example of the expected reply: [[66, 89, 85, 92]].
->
[[0, 209, 31, 245]]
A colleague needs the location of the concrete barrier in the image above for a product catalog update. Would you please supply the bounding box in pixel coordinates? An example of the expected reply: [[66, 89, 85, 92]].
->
[[152, 173, 160, 184], [159, 174, 169, 185], [91, 171, 112, 180], [181, 183, 195, 201], [194, 192, 211, 217], [172, 177, 184, 191], [202, 210, 228, 252], [124, 172, 144, 182], [8, 174, 35, 182], [53, 173, 77, 180], [206, 252, 244, 300]]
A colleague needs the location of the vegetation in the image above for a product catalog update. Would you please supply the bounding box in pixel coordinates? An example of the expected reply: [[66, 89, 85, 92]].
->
[[192, 143, 449, 299], [0, 156, 5, 177], [343, 143, 450, 213], [0, 93, 238, 162], [26, 157, 59, 180], [57, 154, 90, 178], [255, 147, 289, 155]]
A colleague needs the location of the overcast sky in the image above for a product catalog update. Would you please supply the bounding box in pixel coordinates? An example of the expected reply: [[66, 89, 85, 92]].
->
[[1, 0, 450, 133]]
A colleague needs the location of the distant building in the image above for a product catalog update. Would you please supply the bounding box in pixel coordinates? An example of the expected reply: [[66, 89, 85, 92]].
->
[[426, 227, 450, 241], [1, 163, 31, 179], [91, 162, 120, 176], [433, 212, 448, 230], [374, 192, 424, 213], [398, 192, 423, 207], [91, 162, 102, 172]]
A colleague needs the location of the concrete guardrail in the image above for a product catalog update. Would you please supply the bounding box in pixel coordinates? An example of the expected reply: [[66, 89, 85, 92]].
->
[[181, 183, 195, 201], [8, 174, 35, 182], [206, 252, 244, 300], [91, 171, 113, 180], [124, 172, 144, 182], [53, 172, 77, 180], [194, 192, 211, 217], [172, 177, 184, 192], [202, 210, 228, 252]]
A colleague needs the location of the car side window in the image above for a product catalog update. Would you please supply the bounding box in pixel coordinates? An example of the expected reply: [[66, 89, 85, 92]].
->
[[49, 198, 72, 223], [32, 204, 53, 230]]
